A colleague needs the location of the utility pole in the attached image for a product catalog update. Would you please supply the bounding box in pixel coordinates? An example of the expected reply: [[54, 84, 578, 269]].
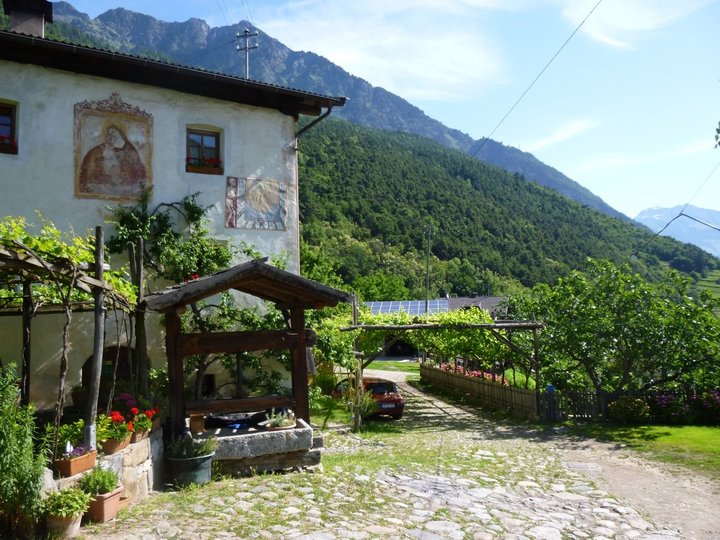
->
[[236, 28, 259, 79], [424, 224, 432, 317]]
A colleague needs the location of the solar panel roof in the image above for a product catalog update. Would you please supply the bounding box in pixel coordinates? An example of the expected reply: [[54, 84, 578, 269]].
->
[[365, 299, 449, 316]]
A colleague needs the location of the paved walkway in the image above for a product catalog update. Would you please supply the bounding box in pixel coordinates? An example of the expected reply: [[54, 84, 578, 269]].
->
[[86, 372, 709, 539]]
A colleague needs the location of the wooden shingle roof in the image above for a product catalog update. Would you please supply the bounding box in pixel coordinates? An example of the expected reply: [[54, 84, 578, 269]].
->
[[142, 258, 353, 313]]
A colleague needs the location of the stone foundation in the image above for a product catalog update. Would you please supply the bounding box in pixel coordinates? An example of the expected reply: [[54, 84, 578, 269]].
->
[[54, 428, 164, 503]]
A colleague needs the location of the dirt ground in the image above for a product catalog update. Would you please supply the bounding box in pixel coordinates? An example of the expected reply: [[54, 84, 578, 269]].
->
[[368, 367, 720, 539], [554, 436, 720, 538]]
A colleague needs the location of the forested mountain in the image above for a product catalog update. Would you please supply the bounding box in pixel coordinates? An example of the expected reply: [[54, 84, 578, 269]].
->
[[298, 118, 717, 298], [635, 205, 720, 258], [42, 2, 627, 221]]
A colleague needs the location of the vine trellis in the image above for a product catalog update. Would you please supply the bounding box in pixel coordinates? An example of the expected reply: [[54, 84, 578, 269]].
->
[[0, 216, 135, 455]]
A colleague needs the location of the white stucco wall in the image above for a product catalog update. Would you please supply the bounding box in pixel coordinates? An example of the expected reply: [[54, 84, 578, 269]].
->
[[0, 60, 300, 269], [0, 60, 302, 408]]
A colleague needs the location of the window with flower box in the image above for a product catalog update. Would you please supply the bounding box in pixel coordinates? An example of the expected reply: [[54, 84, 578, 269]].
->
[[0, 103, 18, 155], [186, 128, 223, 174]]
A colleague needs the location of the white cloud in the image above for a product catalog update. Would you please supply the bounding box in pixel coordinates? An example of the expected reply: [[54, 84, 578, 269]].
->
[[522, 118, 600, 152], [575, 137, 714, 172], [560, 0, 712, 49], [254, 1, 510, 101]]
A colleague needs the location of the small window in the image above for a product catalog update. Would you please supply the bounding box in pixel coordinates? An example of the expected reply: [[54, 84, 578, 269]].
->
[[186, 128, 223, 174], [0, 104, 17, 155]]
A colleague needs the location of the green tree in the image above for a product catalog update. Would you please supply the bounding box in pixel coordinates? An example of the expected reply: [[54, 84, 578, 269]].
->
[[509, 259, 720, 410]]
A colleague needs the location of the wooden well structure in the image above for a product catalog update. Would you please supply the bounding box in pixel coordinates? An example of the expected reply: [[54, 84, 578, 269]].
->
[[142, 258, 352, 438]]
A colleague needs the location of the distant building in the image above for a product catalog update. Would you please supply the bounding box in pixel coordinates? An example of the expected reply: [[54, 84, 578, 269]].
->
[[364, 296, 507, 357], [365, 296, 506, 318]]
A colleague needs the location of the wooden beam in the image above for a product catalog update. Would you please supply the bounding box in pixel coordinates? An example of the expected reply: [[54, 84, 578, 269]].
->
[[177, 329, 317, 357], [186, 396, 294, 415]]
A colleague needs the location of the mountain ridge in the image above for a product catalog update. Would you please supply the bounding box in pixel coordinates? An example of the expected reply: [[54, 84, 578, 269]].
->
[[635, 205, 720, 257]]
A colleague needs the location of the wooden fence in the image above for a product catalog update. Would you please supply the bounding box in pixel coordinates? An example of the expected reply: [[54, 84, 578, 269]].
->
[[420, 364, 538, 420]]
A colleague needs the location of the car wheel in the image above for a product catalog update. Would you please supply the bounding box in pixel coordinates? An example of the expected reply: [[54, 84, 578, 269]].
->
[[391, 414, 403, 420]]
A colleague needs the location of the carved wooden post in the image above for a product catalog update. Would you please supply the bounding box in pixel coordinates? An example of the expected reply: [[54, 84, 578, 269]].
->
[[290, 308, 309, 422], [166, 310, 186, 438]]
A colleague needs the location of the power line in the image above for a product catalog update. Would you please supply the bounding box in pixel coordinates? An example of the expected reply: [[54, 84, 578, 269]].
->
[[633, 157, 720, 256], [215, 0, 233, 26], [240, 0, 256, 27], [471, 0, 604, 158]]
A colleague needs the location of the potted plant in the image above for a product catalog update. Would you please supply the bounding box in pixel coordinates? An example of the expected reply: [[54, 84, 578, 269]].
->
[[78, 466, 123, 523], [47, 419, 97, 477], [259, 408, 296, 430], [165, 436, 218, 488], [53, 444, 97, 478], [44, 488, 91, 539], [129, 407, 154, 443], [97, 412, 131, 454]]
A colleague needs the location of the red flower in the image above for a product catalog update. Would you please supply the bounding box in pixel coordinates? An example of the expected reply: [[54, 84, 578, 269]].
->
[[145, 409, 155, 419], [127, 421, 134, 432], [109, 410, 125, 423], [130, 407, 139, 416]]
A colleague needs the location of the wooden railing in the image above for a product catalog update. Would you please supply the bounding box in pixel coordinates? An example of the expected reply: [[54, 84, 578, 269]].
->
[[420, 364, 538, 420]]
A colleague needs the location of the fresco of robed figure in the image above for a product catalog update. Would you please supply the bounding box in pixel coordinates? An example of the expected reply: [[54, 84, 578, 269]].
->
[[77, 122, 148, 199]]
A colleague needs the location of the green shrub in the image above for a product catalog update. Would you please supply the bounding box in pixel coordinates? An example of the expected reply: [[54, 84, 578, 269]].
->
[[43, 488, 91, 518], [647, 392, 689, 424], [166, 436, 217, 459], [78, 466, 119, 495], [359, 391, 379, 418], [608, 396, 650, 425], [312, 372, 337, 395], [689, 390, 720, 425], [0, 363, 47, 535]]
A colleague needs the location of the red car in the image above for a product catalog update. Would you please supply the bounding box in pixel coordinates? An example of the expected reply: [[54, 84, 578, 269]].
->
[[333, 376, 405, 419]]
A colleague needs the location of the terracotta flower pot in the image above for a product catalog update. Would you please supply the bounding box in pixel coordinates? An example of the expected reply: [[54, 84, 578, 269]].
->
[[151, 416, 162, 433], [101, 435, 131, 455], [85, 486, 124, 523], [130, 429, 149, 444], [54, 450, 97, 478]]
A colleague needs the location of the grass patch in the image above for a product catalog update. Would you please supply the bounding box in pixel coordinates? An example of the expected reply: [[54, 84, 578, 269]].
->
[[309, 394, 351, 428], [366, 360, 420, 380], [567, 422, 720, 478]]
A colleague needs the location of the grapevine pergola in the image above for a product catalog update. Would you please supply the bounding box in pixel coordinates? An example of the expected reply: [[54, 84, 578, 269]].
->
[[0, 223, 135, 452]]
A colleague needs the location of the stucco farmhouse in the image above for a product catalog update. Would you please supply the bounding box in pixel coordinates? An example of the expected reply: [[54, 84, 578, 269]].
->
[[0, 0, 347, 409]]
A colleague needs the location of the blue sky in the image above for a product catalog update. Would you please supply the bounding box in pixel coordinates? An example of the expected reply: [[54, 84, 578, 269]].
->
[[65, 0, 720, 220]]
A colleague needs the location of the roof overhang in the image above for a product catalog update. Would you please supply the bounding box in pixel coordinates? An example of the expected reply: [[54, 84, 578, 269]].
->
[[0, 30, 346, 118], [143, 259, 353, 313]]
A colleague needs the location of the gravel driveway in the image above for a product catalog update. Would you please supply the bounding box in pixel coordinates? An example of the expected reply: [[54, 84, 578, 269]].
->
[[85, 369, 720, 539]]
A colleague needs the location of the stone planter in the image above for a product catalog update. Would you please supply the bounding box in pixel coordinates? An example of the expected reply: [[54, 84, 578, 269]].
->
[[46, 514, 82, 539], [166, 452, 214, 488], [54, 450, 97, 478], [85, 486, 124, 523]]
